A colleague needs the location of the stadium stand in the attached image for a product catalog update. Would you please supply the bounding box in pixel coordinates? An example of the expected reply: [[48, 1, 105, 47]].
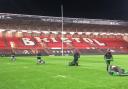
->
[[0, 13, 128, 55], [0, 30, 128, 55]]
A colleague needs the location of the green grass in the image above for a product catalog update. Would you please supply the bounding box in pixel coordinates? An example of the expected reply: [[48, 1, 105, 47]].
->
[[0, 55, 128, 89]]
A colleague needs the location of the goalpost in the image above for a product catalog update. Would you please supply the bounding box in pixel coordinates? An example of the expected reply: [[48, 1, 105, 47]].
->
[[61, 5, 64, 56]]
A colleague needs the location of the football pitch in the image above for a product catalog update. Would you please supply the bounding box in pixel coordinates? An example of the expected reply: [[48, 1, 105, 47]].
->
[[0, 55, 128, 89]]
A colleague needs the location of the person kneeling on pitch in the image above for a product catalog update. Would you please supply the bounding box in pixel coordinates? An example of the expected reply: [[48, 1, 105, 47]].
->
[[69, 49, 80, 66], [108, 65, 128, 76], [69, 61, 79, 66], [10, 53, 16, 61], [36, 52, 45, 64]]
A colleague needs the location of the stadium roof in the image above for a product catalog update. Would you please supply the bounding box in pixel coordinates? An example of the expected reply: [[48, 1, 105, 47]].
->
[[1, 13, 128, 26]]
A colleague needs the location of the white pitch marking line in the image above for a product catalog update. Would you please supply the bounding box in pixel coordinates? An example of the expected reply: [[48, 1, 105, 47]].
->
[[53, 75, 66, 78]]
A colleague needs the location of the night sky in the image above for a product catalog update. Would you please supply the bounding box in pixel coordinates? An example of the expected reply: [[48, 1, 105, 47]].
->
[[0, 0, 128, 20]]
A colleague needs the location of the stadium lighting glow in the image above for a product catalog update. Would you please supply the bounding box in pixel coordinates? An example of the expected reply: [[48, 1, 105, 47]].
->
[[93, 32, 99, 35], [22, 30, 27, 32], [78, 32, 82, 34], [109, 33, 114, 35], [120, 33, 124, 36], [100, 33, 106, 35], [18, 32, 22, 33], [116, 33, 121, 35], [120, 47, 123, 49], [70, 32, 75, 35], [32, 31, 41, 33], [110, 22, 119, 25], [62, 32, 66, 34], [28, 31, 32, 33], [106, 33, 110, 35], [114, 33, 118, 35], [10, 30, 16, 32], [0, 29, 5, 32], [7, 31, 13, 33], [86, 32, 91, 35], [52, 31, 58, 34], [91, 47, 96, 49], [42, 31, 49, 34], [86, 47, 90, 49]]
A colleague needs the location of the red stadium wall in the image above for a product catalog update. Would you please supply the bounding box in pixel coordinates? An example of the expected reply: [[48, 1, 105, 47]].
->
[[0, 30, 128, 55]]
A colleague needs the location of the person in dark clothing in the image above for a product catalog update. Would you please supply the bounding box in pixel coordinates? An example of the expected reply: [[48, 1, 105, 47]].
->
[[10, 53, 16, 61], [104, 49, 113, 71], [69, 49, 80, 66], [36, 52, 45, 64], [73, 51, 80, 66]]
